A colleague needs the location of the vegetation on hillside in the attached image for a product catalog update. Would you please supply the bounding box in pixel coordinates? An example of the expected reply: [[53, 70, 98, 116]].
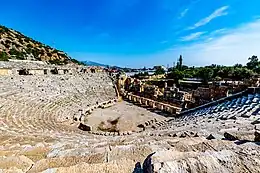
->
[[0, 25, 72, 63], [0, 52, 9, 61]]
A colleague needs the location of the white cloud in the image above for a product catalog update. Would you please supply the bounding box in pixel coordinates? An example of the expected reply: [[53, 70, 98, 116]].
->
[[71, 20, 260, 68], [171, 19, 260, 66], [188, 6, 229, 30], [180, 32, 205, 41], [209, 28, 227, 35], [179, 8, 189, 19], [178, 0, 202, 19]]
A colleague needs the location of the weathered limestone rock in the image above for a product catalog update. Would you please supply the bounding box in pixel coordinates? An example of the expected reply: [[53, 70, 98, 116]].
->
[[142, 152, 155, 173], [39, 159, 135, 173], [127, 131, 132, 135], [137, 124, 145, 130], [168, 133, 177, 137], [255, 124, 260, 131], [224, 132, 238, 141], [252, 118, 260, 125], [179, 132, 190, 138], [254, 131, 260, 142], [0, 155, 34, 172], [194, 133, 199, 137], [206, 134, 215, 140], [219, 115, 228, 120], [78, 123, 92, 131], [228, 115, 237, 120]]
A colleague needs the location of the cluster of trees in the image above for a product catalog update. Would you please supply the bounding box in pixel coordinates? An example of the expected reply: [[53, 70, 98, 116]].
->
[[154, 66, 165, 75], [9, 48, 26, 60], [167, 55, 259, 84], [133, 71, 149, 78], [0, 49, 26, 61]]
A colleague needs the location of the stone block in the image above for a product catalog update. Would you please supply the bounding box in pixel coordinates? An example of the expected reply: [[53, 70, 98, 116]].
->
[[252, 118, 260, 125], [224, 132, 238, 141], [78, 123, 92, 131], [254, 131, 260, 142], [206, 134, 215, 140]]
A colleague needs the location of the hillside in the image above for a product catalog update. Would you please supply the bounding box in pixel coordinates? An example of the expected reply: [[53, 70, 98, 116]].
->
[[0, 25, 73, 64]]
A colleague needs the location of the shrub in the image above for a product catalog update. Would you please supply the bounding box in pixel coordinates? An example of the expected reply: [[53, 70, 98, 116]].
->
[[9, 48, 25, 60], [0, 52, 9, 61]]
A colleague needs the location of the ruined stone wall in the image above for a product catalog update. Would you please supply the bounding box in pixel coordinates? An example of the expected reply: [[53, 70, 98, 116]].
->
[[124, 92, 182, 115], [28, 69, 45, 75]]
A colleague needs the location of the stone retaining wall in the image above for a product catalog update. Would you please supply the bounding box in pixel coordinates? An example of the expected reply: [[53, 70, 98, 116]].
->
[[123, 92, 182, 116]]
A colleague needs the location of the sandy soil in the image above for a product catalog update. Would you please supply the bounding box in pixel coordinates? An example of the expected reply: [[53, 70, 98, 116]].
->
[[84, 101, 168, 132]]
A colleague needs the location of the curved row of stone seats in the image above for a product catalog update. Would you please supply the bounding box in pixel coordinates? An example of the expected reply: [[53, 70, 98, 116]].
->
[[0, 97, 71, 135], [183, 93, 260, 118], [143, 89, 260, 132], [0, 73, 117, 138], [0, 74, 171, 173], [0, 101, 112, 153]]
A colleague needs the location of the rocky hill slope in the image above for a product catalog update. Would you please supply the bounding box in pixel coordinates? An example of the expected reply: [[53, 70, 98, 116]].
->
[[0, 25, 73, 64]]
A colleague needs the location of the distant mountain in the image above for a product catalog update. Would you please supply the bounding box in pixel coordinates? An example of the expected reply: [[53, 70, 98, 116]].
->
[[82, 60, 135, 72], [82, 60, 108, 67]]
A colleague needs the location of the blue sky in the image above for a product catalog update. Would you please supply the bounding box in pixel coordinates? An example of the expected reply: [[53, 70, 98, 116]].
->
[[1, 0, 260, 68]]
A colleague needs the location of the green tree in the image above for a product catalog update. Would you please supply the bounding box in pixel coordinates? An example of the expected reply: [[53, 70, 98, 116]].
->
[[167, 69, 184, 84], [9, 48, 25, 60], [176, 55, 183, 70], [234, 63, 243, 68], [154, 66, 165, 75], [133, 72, 149, 79], [247, 55, 259, 70], [197, 68, 213, 84]]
